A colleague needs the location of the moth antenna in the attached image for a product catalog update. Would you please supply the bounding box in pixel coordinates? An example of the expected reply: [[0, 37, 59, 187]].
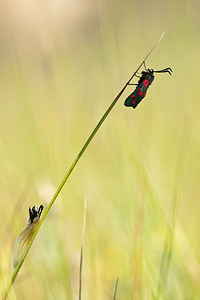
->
[[154, 68, 173, 75]]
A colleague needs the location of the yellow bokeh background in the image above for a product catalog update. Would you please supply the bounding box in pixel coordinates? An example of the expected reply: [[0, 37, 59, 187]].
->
[[1, 0, 200, 299]]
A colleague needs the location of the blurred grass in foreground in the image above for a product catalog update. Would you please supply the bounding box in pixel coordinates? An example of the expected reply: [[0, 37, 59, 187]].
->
[[1, 0, 200, 299]]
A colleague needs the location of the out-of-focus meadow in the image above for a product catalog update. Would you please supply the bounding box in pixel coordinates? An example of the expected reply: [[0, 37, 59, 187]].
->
[[1, 0, 200, 299]]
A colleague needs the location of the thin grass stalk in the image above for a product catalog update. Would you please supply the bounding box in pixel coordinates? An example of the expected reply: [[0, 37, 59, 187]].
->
[[78, 197, 87, 300], [4, 32, 166, 299], [113, 277, 119, 300]]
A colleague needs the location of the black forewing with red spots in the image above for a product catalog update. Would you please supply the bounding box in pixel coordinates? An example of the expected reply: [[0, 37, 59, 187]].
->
[[124, 67, 172, 109]]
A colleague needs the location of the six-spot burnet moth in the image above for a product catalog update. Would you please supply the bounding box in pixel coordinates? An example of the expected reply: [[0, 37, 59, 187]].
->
[[124, 62, 173, 109]]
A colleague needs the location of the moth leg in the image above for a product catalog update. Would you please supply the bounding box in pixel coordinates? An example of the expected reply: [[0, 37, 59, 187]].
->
[[143, 61, 147, 70], [135, 73, 141, 77]]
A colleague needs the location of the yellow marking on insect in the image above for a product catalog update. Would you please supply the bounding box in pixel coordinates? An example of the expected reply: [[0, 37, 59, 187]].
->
[[13, 205, 43, 271]]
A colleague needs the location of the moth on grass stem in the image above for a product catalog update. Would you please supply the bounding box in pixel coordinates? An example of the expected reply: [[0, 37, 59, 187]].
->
[[13, 205, 43, 271]]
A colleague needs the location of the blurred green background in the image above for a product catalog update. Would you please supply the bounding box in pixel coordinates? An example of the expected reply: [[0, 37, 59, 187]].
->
[[1, 0, 200, 299]]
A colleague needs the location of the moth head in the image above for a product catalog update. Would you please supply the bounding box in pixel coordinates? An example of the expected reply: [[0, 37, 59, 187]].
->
[[147, 69, 154, 74]]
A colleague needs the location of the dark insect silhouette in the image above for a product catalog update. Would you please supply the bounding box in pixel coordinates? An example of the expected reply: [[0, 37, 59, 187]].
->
[[124, 62, 173, 109]]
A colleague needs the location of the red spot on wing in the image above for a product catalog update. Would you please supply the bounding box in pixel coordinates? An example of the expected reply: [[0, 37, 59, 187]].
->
[[142, 79, 149, 87], [138, 87, 143, 96], [131, 94, 136, 104]]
